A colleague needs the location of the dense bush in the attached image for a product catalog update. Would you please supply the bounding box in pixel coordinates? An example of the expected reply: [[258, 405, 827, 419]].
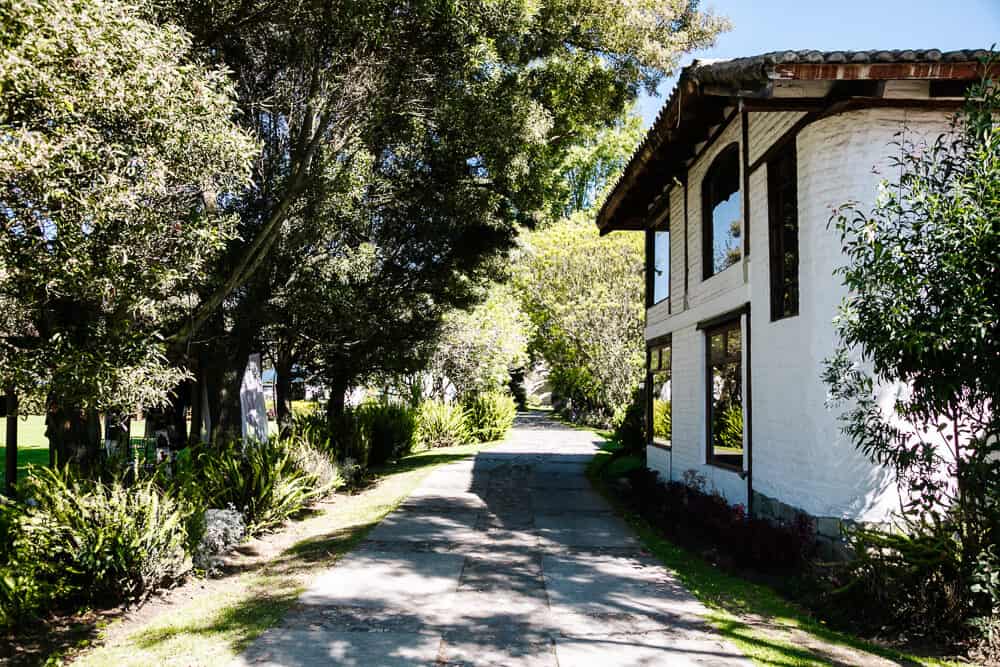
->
[[612, 387, 646, 454], [463, 391, 516, 443], [415, 400, 470, 449], [197, 439, 326, 534], [1, 467, 192, 626], [356, 402, 417, 466], [624, 467, 814, 572], [828, 520, 966, 640]]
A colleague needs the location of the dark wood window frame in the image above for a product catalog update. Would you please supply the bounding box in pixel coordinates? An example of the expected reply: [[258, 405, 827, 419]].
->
[[704, 316, 744, 471], [702, 143, 742, 281], [767, 139, 800, 321], [645, 211, 670, 309], [646, 336, 672, 450]]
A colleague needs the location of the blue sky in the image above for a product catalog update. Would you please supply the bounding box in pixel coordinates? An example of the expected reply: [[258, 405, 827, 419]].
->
[[637, 0, 1000, 127]]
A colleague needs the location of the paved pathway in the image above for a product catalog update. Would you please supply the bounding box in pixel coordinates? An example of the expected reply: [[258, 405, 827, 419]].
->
[[236, 412, 749, 666]]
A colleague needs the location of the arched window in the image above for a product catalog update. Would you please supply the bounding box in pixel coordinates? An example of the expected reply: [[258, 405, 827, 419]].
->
[[702, 143, 742, 279]]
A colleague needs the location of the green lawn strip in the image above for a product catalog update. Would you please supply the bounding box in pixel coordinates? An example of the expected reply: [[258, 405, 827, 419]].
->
[[74, 442, 489, 667], [586, 450, 957, 667]]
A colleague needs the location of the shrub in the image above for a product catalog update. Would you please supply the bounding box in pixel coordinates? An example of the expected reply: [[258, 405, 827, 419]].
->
[[828, 518, 968, 641], [286, 434, 345, 495], [612, 387, 646, 454], [197, 439, 324, 534], [1, 466, 192, 625], [327, 410, 371, 468], [193, 508, 246, 574], [463, 391, 516, 443], [415, 400, 470, 449], [291, 400, 319, 419], [622, 467, 813, 572], [356, 402, 417, 466]]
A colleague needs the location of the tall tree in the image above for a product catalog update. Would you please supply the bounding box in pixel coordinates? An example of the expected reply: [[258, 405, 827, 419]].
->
[[0, 0, 256, 466], [164, 0, 726, 436]]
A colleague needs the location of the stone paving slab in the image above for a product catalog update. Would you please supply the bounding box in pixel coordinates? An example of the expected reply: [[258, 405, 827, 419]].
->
[[535, 512, 639, 548], [238, 628, 442, 666], [235, 412, 750, 667]]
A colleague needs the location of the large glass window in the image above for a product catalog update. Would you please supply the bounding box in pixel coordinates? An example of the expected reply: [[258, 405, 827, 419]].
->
[[648, 341, 671, 448], [706, 320, 743, 469], [768, 140, 799, 320], [702, 144, 742, 279]]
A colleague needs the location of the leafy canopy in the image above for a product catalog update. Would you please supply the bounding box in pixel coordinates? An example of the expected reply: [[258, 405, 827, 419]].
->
[[0, 0, 256, 411]]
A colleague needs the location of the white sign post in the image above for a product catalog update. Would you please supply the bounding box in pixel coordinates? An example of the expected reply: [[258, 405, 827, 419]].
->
[[240, 353, 269, 444]]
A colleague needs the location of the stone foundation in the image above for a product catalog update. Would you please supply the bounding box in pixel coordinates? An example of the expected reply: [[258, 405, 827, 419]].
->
[[751, 491, 855, 561]]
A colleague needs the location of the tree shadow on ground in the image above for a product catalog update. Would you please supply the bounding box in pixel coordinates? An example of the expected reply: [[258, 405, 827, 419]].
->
[[1, 444, 480, 666]]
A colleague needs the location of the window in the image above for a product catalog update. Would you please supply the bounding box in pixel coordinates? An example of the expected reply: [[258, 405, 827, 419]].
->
[[647, 341, 671, 448], [768, 140, 799, 320], [646, 218, 669, 306], [702, 144, 742, 279], [705, 319, 743, 469]]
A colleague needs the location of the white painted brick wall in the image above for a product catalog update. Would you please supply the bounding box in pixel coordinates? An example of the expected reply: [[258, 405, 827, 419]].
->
[[642, 107, 953, 522]]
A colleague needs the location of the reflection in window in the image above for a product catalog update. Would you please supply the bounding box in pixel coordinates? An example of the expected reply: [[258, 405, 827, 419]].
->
[[768, 140, 799, 320], [702, 144, 742, 279], [706, 320, 743, 468], [648, 342, 671, 447], [652, 229, 669, 304]]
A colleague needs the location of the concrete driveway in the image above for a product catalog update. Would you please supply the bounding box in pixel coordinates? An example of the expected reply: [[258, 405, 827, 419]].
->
[[236, 412, 749, 666]]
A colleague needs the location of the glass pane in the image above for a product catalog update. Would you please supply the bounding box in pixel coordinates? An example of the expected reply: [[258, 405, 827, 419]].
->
[[652, 230, 669, 304], [710, 359, 743, 467], [709, 331, 724, 361], [649, 347, 660, 371], [650, 369, 671, 447], [726, 327, 741, 358], [661, 345, 671, 373], [712, 193, 741, 275]]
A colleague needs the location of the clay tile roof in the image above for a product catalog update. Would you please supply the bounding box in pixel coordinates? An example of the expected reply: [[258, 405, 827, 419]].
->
[[596, 48, 991, 233]]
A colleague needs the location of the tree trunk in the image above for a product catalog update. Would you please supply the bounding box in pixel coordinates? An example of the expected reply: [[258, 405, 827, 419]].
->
[[5, 391, 17, 496], [275, 352, 294, 433], [143, 386, 188, 450], [189, 360, 204, 446], [45, 398, 96, 469], [326, 376, 348, 423]]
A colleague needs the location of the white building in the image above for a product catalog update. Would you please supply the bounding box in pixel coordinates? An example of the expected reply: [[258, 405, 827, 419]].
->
[[596, 49, 987, 549]]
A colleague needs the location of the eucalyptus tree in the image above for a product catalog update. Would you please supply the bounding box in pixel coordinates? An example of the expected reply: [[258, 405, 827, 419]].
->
[[156, 0, 726, 438], [0, 0, 256, 466]]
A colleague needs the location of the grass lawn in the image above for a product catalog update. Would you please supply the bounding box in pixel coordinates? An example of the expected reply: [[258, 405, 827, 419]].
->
[[0, 416, 50, 478], [72, 442, 491, 667], [587, 448, 960, 667]]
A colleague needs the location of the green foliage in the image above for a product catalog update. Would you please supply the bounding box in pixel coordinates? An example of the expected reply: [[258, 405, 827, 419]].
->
[[463, 392, 517, 443], [290, 401, 319, 420], [0, 467, 191, 626], [428, 286, 532, 399], [823, 58, 1000, 644], [0, 0, 256, 412], [415, 401, 471, 450], [612, 387, 646, 454], [515, 209, 645, 424], [196, 440, 325, 535], [714, 406, 743, 451], [356, 402, 417, 467], [653, 400, 672, 442]]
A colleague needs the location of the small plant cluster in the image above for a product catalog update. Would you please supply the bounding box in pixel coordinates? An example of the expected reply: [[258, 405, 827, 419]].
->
[[0, 427, 348, 628], [0, 467, 192, 627], [622, 467, 814, 572], [415, 392, 516, 449]]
